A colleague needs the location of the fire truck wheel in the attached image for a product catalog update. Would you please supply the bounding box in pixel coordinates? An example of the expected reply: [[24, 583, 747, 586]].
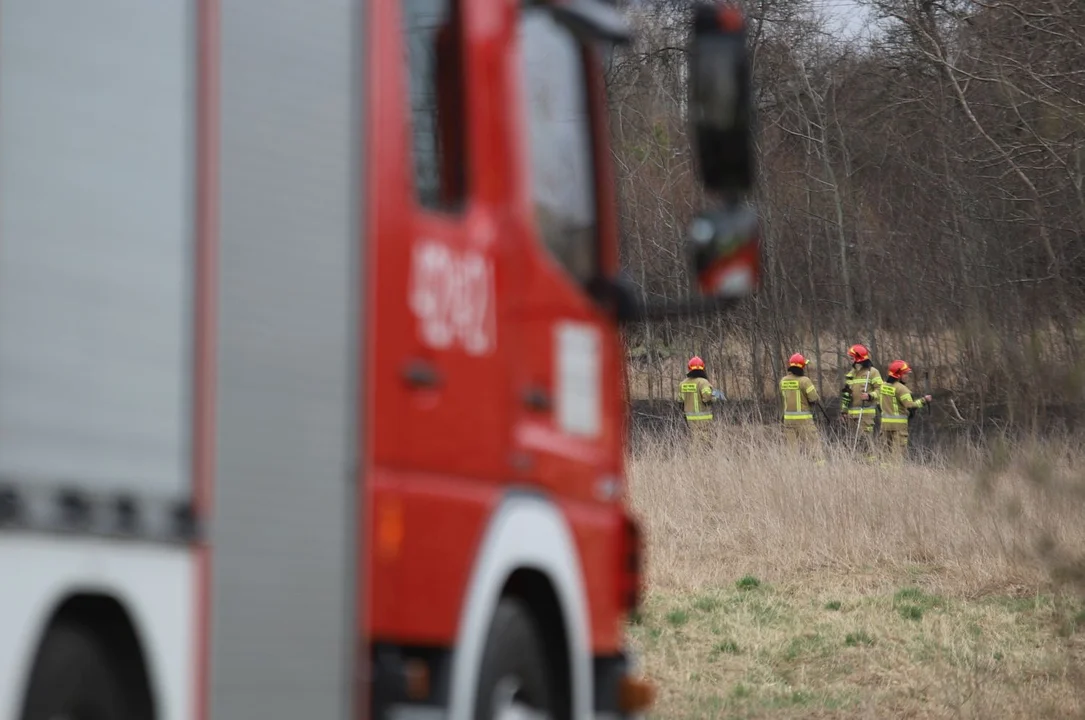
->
[[475, 597, 559, 720], [20, 621, 132, 720]]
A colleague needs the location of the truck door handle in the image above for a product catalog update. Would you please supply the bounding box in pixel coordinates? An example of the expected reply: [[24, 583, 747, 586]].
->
[[523, 385, 551, 411], [403, 359, 441, 389]]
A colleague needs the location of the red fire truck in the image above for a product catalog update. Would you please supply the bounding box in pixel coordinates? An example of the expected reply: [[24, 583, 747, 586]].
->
[[0, 0, 757, 718]]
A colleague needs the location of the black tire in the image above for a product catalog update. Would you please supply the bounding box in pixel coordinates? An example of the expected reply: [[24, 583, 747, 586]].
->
[[20, 622, 133, 720], [474, 597, 558, 720]]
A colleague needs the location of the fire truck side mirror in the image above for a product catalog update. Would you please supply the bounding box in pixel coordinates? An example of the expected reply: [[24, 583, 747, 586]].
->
[[592, 0, 763, 323], [686, 202, 761, 299], [682, 2, 762, 303], [687, 2, 753, 195]]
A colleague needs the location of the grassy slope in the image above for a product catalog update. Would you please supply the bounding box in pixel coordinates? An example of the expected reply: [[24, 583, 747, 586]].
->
[[626, 425, 1085, 718]]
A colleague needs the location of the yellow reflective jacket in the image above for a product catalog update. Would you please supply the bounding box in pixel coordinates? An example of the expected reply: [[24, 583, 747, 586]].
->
[[779, 372, 819, 423], [677, 376, 714, 421], [878, 380, 925, 428], [842, 365, 882, 417]]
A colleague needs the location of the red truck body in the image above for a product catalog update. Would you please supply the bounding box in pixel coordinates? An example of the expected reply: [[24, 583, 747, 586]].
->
[[365, 0, 632, 652]]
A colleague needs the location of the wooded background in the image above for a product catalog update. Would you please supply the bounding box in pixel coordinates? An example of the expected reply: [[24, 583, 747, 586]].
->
[[608, 0, 1085, 429]]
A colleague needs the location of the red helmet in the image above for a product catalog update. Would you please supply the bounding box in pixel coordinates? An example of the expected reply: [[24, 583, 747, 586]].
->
[[888, 359, 911, 379], [847, 344, 870, 363], [688, 356, 705, 371], [788, 353, 807, 369]]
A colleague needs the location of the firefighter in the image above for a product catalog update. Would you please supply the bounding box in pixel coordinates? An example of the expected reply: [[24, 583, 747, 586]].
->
[[840, 343, 881, 461], [878, 359, 932, 464], [678, 356, 717, 448], [780, 353, 824, 463]]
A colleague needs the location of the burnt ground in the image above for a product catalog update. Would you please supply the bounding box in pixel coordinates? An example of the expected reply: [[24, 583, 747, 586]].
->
[[627, 396, 1085, 459]]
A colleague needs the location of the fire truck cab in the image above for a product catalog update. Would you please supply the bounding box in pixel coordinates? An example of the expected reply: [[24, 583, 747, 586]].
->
[[0, 0, 755, 718]]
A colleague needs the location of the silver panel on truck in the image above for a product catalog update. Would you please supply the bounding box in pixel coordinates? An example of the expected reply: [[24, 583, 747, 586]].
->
[[0, 0, 195, 497], [211, 1, 362, 718]]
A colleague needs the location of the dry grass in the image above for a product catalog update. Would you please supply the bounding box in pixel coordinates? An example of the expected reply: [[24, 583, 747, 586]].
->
[[626, 425, 1085, 718]]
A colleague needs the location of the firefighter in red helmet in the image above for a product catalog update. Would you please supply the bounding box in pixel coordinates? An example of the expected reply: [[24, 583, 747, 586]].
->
[[678, 355, 719, 448], [840, 343, 881, 462], [779, 353, 824, 462], [877, 359, 931, 463]]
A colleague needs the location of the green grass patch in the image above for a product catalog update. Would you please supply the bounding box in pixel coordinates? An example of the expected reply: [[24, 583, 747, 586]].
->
[[736, 575, 762, 591], [989, 594, 1054, 613], [844, 630, 875, 647], [665, 609, 689, 627], [628, 583, 1083, 718], [893, 586, 945, 609], [710, 639, 741, 657], [892, 586, 945, 621], [898, 604, 924, 621], [693, 594, 721, 612], [782, 632, 830, 661], [762, 688, 854, 710]]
